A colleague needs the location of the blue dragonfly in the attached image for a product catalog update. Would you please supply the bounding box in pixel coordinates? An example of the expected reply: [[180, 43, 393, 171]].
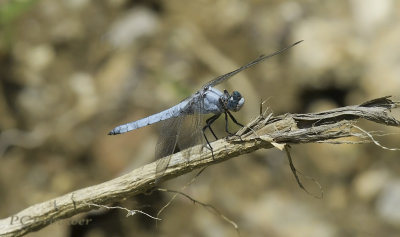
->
[[109, 40, 302, 180]]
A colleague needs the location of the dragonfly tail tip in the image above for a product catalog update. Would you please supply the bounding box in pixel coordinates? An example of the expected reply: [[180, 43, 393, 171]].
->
[[108, 130, 117, 135]]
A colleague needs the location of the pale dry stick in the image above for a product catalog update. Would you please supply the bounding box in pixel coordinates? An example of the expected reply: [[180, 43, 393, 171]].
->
[[84, 202, 161, 220], [158, 188, 240, 236], [235, 100, 273, 138], [284, 146, 323, 199], [317, 139, 372, 144], [259, 98, 272, 117], [352, 125, 400, 151], [0, 96, 399, 237], [156, 166, 208, 220]]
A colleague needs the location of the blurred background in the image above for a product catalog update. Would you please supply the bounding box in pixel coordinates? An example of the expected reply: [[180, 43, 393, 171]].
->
[[1, 0, 400, 236]]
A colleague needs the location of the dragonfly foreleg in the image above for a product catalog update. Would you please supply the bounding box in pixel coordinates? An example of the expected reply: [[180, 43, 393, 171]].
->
[[227, 111, 244, 127], [225, 111, 244, 141]]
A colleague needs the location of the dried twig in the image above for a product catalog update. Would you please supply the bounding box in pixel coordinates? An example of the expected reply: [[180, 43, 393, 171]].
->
[[157, 188, 240, 235], [284, 146, 323, 199], [0, 96, 399, 237], [84, 202, 161, 220]]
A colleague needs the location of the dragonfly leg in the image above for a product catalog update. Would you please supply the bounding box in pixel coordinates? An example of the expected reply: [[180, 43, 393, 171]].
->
[[224, 112, 234, 135], [226, 111, 244, 127], [225, 111, 244, 141], [204, 114, 220, 140], [202, 114, 220, 151]]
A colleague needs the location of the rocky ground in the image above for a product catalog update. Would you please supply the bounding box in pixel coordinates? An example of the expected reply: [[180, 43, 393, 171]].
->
[[1, 0, 400, 236]]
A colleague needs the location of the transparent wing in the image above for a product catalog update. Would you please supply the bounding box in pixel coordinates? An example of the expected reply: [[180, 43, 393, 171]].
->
[[154, 95, 205, 181], [154, 115, 184, 180], [176, 95, 204, 161], [203, 40, 303, 89]]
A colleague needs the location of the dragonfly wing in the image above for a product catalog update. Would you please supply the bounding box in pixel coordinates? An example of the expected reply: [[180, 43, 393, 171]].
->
[[154, 95, 205, 181], [203, 40, 303, 89], [176, 95, 204, 161], [155, 114, 184, 180]]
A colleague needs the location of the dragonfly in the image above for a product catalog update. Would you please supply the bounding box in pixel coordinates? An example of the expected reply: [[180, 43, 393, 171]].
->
[[108, 40, 303, 180]]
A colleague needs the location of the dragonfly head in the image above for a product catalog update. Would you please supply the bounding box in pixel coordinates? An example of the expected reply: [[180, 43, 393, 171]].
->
[[227, 91, 245, 112]]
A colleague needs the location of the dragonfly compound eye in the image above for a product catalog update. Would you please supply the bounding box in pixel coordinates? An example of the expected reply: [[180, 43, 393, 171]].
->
[[228, 91, 245, 111]]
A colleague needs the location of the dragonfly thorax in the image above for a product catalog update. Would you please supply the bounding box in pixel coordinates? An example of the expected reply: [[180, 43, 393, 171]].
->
[[225, 90, 244, 112]]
